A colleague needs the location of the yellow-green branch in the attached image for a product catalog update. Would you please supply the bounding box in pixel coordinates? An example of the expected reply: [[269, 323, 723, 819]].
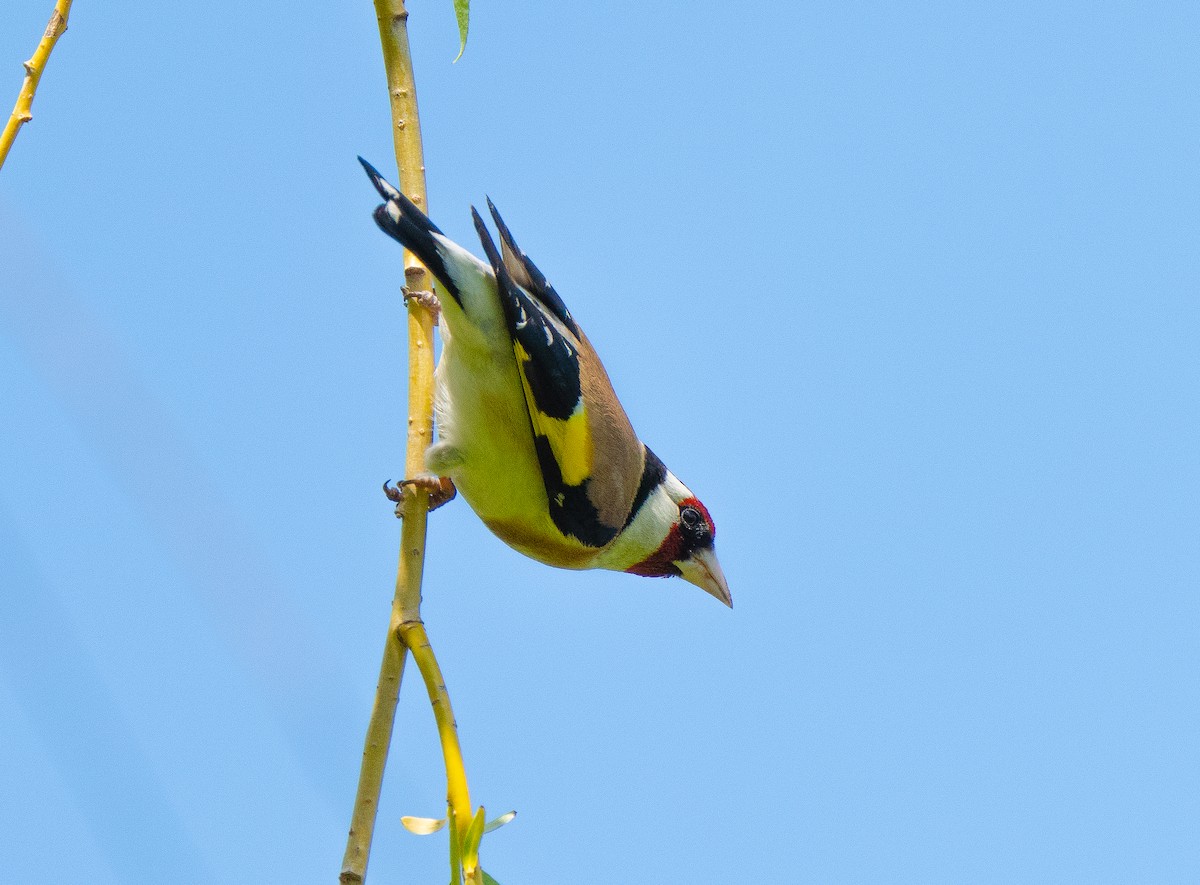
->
[[342, 2, 475, 882], [398, 620, 473, 831], [0, 0, 73, 170]]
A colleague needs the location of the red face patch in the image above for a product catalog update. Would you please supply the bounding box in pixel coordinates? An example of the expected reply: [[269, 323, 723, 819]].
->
[[682, 497, 716, 541]]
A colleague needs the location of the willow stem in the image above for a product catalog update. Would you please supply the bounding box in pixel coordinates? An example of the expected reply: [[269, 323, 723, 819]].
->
[[341, 2, 472, 882], [397, 620, 473, 829], [0, 0, 73, 171]]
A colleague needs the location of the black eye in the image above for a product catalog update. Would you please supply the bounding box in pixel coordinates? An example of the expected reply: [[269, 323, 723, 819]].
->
[[678, 505, 712, 549]]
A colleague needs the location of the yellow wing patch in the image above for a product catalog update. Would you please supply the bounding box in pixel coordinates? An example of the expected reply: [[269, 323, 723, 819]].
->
[[514, 340, 593, 486]]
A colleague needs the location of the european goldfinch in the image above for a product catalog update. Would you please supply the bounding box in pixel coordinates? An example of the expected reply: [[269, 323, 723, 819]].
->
[[361, 158, 730, 607]]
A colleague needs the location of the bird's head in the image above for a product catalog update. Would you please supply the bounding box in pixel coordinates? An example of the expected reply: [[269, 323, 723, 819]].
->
[[607, 463, 731, 607]]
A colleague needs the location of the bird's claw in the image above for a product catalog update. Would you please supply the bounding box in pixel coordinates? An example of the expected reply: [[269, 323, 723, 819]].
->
[[383, 475, 457, 516], [402, 287, 440, 323]]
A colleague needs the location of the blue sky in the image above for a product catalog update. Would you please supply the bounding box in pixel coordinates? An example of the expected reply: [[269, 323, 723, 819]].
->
[[2, 1, 1198, 882]]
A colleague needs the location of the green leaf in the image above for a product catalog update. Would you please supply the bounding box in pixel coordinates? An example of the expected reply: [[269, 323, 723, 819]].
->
[[401, 815, 447, 835], [448, 811, 463, 885], [452, 0, 470, 62], [483, 810, 516, 834], [461, 806, 487, 873], [481, 871, 502, 885]]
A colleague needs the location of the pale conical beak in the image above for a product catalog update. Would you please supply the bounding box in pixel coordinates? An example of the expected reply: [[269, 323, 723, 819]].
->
[[677, 547, 732, 608]]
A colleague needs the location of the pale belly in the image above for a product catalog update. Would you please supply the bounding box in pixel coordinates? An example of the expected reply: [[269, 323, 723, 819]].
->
[[433, 340, 599, 570]]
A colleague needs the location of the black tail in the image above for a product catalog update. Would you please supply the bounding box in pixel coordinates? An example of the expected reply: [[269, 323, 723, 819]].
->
[[359, 157, 462, 306], [485, 197, 578, 335], [470, 204, 507, 283]]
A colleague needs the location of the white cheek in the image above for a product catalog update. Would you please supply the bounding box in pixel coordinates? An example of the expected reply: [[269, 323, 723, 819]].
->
[[599, 485, 677, 570]]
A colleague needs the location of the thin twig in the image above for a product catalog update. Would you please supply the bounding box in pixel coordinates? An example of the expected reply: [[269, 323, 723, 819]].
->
[[398, 620, 473, 829], [0, 0, 73, 171], [339, 604, 411, 885]]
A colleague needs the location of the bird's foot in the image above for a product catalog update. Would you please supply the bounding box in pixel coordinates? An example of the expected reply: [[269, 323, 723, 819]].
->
[[402, 287, 441, 323], [383, 474, 457, 516]]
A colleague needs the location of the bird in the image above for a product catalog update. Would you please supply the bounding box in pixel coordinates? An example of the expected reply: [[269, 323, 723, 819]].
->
[[360, 158, 730, 607]]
